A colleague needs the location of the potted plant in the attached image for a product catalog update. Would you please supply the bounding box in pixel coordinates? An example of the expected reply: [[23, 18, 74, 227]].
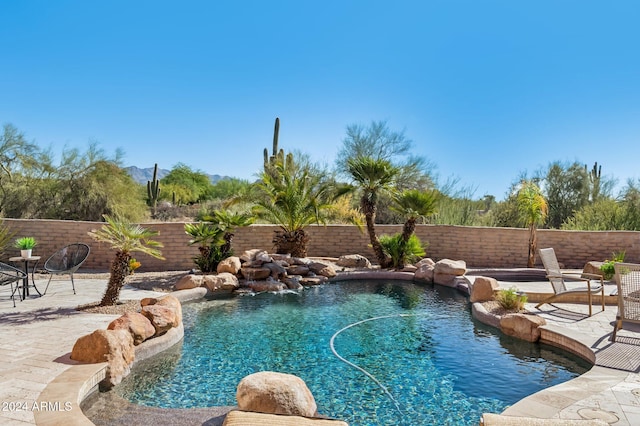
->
[[14, 236, 37, 258]]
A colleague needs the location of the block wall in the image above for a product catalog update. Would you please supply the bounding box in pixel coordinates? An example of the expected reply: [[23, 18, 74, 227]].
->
[[2, 219, 639, 271]]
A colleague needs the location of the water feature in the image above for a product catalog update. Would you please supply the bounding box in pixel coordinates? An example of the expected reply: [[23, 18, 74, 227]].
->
[[114, 280, 590, 425]]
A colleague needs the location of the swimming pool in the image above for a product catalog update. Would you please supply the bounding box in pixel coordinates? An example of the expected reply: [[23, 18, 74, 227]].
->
[[115, 280, 590, 425]]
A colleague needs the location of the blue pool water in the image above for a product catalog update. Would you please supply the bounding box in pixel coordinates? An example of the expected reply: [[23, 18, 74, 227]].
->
[[116, 280, 590, 425]]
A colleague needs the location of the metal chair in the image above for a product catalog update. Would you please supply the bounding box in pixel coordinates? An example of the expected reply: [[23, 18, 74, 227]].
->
[[611, 262, 640, 342], [43, 243, 90, 295], [535, 247, 605, 317], [0, 262, 27, 307]]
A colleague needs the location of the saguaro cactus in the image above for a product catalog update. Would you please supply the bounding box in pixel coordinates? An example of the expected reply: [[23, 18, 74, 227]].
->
[[147, 163, 161, 208], [585, 161, 602, 202], [264, 117, 281, 168], [263, 117, 294, 172]]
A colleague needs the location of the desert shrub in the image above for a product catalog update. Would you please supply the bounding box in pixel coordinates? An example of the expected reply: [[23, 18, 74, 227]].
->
[[496, 287, 528, 312], [600, 251, 626, 280], [379, 233, 426, 269]]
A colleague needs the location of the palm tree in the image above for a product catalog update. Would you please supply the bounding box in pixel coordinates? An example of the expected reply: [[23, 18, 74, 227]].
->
[[88, 215, 164, 306], [346, 156, 399, 268], [517, 180, 548, 268], [391, 189, 439, 268], [252, 163, 336, 257], [186, 210, 254, 272]]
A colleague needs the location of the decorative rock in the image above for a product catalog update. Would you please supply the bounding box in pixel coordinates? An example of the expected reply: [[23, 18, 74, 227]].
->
[[174, 274, 202, 290], [241, 267, 271, 280], [583, 261, 605, 279], [434, 259, 467, 276], [107, 312, 156, 345], [255, 250, 273, 264], [308, 261, 336, 278], [203, 273, 240, 294], [401, 265, 418, 272], [240, 249, 262, 262], [433, 259, 466, 287], [249, 281, 287, 292], [416, 258, 435, 268], [336, 254, 371, 268], [282, 276, 304, 290], [236, 371, 318, 417], [414, 259, 435, 283], [286, 265, 310, 275], [70, 329, 135, 388], [500, 314, 547, 342], [470, 276, 500, 303], [217, 256, 242, 274], [141, 304, 180, 336], [264, 262, 287, 279], [300, 276, 327, 286], [270, 253, 292, 262]]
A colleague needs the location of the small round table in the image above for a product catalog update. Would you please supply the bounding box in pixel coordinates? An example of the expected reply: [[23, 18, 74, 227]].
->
[[9, 256, 42, 300]]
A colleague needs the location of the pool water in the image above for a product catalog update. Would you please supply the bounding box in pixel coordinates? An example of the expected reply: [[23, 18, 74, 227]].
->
[[116, 280, 590, 426]]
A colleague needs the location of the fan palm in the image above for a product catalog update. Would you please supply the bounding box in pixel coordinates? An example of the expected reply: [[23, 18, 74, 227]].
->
[[346, 156, 398, 268], [252, 163, 335, 257], [517, 180, 548, 268], [391, 189, 439, 268], [88, 215, 164, 306]]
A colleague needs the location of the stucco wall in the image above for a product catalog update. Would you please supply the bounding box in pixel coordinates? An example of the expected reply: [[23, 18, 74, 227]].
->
[[2, 219, 639, 271]]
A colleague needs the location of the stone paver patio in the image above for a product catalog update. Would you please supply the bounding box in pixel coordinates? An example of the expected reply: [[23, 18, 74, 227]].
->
[[0, 273, 639, 425]]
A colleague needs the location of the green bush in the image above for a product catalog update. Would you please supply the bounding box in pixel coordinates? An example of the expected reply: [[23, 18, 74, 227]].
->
[[496, 287, 528, 312], [379, 233, 426, 269], [600, 251, 626, 280]]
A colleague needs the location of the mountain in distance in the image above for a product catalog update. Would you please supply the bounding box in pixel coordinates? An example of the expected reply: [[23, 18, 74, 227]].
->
[[124, 166, 228, 185]]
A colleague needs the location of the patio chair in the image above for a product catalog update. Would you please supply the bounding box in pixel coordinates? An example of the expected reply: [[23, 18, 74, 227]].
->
[[0, 262, 27, 307], [535, 247, 605, 317], [42, 243, 90, 295], [611, 262, 640, 342]]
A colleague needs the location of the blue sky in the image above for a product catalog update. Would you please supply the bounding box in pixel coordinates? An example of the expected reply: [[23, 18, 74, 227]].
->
[[2, 1, 639, 200]]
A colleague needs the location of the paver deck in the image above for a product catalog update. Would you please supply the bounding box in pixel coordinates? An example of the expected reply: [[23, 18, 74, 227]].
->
[[0, 274, 638, 425]]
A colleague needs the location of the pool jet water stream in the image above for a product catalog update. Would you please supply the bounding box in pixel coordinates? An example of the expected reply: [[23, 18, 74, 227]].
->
[[329, 313, 432, 416]]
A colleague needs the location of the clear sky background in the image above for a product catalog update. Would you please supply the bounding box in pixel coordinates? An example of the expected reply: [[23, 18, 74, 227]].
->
[[2, 1, 639, 200]]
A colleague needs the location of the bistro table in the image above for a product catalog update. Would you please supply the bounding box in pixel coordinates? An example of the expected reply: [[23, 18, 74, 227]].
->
[[8, 256, 42, 300]]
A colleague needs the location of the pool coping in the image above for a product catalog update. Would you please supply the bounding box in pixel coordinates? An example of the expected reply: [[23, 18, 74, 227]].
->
[[34, 272, 639, 425]]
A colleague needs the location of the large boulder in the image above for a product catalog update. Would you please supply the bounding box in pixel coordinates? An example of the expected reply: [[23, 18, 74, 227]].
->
[[70, 329, 135, 388], [249, 280, 287, 292], [500, 314, 547, 342], [240, 267, 271, 280], [264, 262, 287, 279], [470, 276, 500, 303], [202, 273, 240, 294], [308, 261, 337, 278], [236, 371, 318, 417], [336, 254, 371, 268], [433, 259, 466, 287], [582, 261, 605, 279], [240, 249, 263, 262], [255, 250, 273, 264], [217, 256, 242, 274], [174, 274, 202, 290], [414, 258, 435, 283], [286, 265, 310, 275], [107, 312, 156, 345], [141, 302, 180, 336]]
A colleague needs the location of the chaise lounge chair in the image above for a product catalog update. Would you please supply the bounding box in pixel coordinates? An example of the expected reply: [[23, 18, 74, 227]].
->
[[610, 262, 640, 342], [535, 247, 604, 317]]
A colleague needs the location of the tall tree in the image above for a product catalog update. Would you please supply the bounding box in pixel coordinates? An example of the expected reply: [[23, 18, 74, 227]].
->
[[346, 156, 398, 268], [336, 120, 434, 190], [517, 180, 548, 268]]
